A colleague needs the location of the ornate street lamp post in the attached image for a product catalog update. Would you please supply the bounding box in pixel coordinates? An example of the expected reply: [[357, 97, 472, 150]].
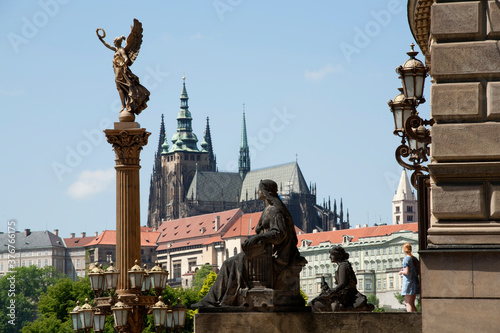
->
[[388, 43, 433, 188]]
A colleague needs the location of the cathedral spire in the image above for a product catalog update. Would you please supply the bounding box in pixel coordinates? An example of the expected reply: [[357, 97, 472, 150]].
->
[[157, 114, 166, 155], [239, 104, 250, 179], [204, 117, 216, 171]]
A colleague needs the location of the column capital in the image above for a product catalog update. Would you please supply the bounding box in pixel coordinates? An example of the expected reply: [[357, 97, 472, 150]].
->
[[104, 128, 151, 166]]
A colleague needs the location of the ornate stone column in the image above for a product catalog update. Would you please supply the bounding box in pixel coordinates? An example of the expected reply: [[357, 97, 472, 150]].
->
[[104, 122, 151, 293]]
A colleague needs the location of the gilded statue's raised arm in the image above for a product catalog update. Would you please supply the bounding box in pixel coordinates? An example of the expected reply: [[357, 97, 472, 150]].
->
[[96, 28, 116, 52], [96, 19, 150, 122]]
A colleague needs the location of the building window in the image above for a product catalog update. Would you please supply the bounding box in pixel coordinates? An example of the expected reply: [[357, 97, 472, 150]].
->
[[359, 279, 363, 290], [377, 279, 381, 289], [225, 249, 229, 259], [45, 259, 48, 267], [188, 258, 197, 272], [383, 248, 386, 254], [371, 262, 375, 270], [388, 261, 393, 269], [383, 279, 387, 289], [371, 249, 374, 255], [396, 216, 400, 223], [22, 261, 25, 267], [365, 280, 371, 290], [407, 206, 413, 212], [407, 215, 413, 222], [377, 249, 380, 255], [377, 262, 381, 271], [365, 250, 369, 256], [38, 252, 41, 256], [395, 206, 400, 213], [173, 261, 181, 279], [383, 261, 387, 270], [37, 260, 41, 267], [197, 155, 200, 161], [389, 247, 393, 254], [234, 247, 237, 256], [389, 277, 394, 289]]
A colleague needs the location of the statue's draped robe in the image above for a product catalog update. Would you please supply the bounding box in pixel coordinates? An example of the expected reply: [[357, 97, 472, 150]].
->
[[195, 204, 299, 307], [114, 51, 150, 115]]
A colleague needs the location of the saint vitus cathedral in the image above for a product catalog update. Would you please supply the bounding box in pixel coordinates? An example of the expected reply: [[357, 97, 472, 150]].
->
[[147, 78, 350, 233]]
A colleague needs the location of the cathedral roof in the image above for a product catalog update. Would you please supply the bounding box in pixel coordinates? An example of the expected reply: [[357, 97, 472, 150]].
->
[[393, 169, 416, 201], [240, 162, 310, 202], [186, 171, 243, 203], [296, 223, 418, 247]]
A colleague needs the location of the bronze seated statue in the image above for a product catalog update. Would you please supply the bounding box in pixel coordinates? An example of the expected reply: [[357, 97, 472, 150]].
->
[[308, 246, 374, 312], [192, 179, 307, 311]]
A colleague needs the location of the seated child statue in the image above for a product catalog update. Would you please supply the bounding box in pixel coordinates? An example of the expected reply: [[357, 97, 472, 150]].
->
[[309, 246, 374, 312]]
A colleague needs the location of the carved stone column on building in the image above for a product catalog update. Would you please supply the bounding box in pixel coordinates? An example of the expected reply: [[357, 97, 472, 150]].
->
[[104, 122, 151, 294]]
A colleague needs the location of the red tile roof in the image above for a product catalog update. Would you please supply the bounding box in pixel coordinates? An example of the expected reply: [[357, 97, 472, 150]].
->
[[86, 230, 161, 247], [296, 223, 418, 246], [157, 209, 242, 244], [223, 212, 261, 238], [64, 236, 96, 248], [223, 212, 304, 239]]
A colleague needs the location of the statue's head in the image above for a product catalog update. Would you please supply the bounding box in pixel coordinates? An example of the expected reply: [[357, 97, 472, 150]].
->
[[330, 246, 349, 262], [114, 36, 125, 47], [258, 179, 279, 201]]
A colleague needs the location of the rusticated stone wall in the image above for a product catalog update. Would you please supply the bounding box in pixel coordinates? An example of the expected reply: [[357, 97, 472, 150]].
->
[[419, 1, 500, 331]]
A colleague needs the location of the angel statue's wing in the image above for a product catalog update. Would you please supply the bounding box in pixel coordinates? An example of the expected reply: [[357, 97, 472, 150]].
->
[[124, 18, 143, 66]]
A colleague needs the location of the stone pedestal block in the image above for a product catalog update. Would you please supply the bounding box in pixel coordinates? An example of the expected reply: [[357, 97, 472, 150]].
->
[[487, 1, 500, 38], [431, 2, 482, 40], [431, 82, 483, 122], [432, 41, 500, 80], [431, 183, 485, 220], [431, 123, 500, 162], [194, 312, 422, 333], [486, 82, 500, 120]]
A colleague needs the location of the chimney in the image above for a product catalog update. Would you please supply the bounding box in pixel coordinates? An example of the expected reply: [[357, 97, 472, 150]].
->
[[54, 229, 59, 236], [215, 216, 220, 232], [312, 229, 318, 233], [363, 224, 368, 228], [70, 233, 75, 238], [24, 229, 31, 237], [355, 225, 360, 229], [81, 232, 86, 238], [94, 231, 98, 237]]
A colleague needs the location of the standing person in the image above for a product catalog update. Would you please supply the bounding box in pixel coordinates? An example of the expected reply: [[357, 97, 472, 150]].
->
[[398, 243, 420, 312]]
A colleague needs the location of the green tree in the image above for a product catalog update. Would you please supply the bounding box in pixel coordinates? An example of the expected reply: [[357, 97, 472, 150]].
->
[[21, 314, 73, 333], [198, 271, 217, 299], [367, 294, 386, 312], [192, 264, 214, 290], [22, 275, 93, 332], [0, 266, 65, 332]]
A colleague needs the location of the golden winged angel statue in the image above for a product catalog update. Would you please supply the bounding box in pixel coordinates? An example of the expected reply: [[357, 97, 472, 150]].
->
[[97, 19, 150, 122]]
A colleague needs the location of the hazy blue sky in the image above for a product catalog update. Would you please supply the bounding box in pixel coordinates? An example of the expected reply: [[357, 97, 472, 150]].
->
[[1, 1, 429, 238]]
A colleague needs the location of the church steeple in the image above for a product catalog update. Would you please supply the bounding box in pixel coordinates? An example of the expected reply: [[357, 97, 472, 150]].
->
[[239, 104, 250, 179], [170, 77, 200, 151]]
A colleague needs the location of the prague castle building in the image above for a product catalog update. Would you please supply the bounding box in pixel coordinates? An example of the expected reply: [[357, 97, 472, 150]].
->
[[147, 78, 349, 233]]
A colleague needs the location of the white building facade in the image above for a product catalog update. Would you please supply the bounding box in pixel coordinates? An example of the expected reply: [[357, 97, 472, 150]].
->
[[298, 224, 418, 310]]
